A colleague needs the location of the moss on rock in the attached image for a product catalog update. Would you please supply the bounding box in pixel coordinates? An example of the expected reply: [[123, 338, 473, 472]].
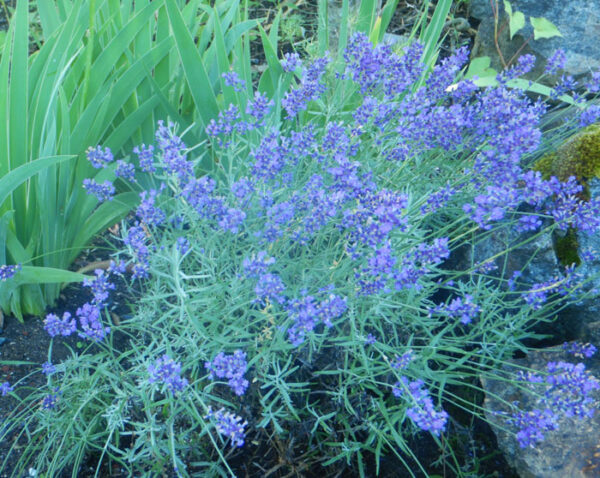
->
[[532, 124, 600, 266], [534, 124, 600, 184], [553, 228, 581, 267]]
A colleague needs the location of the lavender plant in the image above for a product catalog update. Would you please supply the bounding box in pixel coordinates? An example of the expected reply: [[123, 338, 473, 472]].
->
[[2, 33, 600, 477]]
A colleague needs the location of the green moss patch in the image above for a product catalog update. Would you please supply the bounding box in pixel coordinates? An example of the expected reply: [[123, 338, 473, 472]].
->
[[553, 228, 581, 267], [534, 124, 600, 186]]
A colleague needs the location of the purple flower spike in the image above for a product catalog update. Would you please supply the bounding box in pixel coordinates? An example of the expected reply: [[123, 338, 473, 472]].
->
[[76, 303, 110, 342], [433, 294, 481, 325], [509, 408, 558, 448], [123, 224, 151, 278], [282, 56, 329, 118], [222, 71, 245, 92], [579, 105, 600, 127], [563, 342, 597, 359], [137, 189, 166, 226], [133, 144, 155, 173], [205, 350, 249, 396], [86, 146, 113, 169], [365, 333, 377, 345], [246, 91, 274, 127], [114, 160, 136, 182], [156, 121, 192, 179], [392, 350, 414, 370], [42, 362, 57, 376], [545, 49, 567, 76], [1, 382, 14, 396], [242, 251, 276, 278], [393, 377, 448, 435], [82, 179, 115, 202], [585, 71, 600, 93], [205, 407, 247, 448], [44, 312, 76, 337], [108, 260, 127, 275], [41, 387, 62, 410], [176, 237, 190, 255], [0, 264, 21, 281], [83, 269, 115, 307], [254, 273, 286, 305], [281, 52, 302, 72], [148, 354, 188, 394]]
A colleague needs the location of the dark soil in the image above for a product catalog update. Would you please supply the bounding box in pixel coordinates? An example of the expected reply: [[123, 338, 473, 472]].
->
[[0, 231, 133, 477], [0, 289, 85, 477]]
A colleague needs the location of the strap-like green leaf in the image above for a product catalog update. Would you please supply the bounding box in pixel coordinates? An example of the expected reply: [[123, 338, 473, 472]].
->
[[0, 156, 75, 208], [71, 192, 139, 261], [356, 0, 377, 34], [379, 0, 400, 43], [13, 266, 88, 285], [9, 0, 30, 243], [70, 1, 164, 116], [166, 0, 219, 129], [36, 0, 61, 38], [83, 38, 173, 151], [317, 0, 328, 55], [213, 7, 236, 107], [257, 24, 283, 98], [336, 0, 349, 63], [420, 0, 452, 69]]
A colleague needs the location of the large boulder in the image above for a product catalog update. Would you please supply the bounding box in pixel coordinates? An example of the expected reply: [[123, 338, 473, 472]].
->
[[568, 177, 600, 335], [482, 348, 600, 478], [469, 0, 600, 80]]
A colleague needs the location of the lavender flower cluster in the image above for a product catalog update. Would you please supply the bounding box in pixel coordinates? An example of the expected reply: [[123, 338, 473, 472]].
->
[[148, 354, 189, 395], [0, 264, 21, 281], [509, 361, 600, 448], [281, 57, 330, 118], [393, 377, 449, 436], [42, 387, 62, 410], [43, 268, 113, 342], [1, 381, 14, 396], [285, 289, 347, 346], [83, 179, 115, 202], [563, 341, 597, 359], [53, 29, 600, 471], [205, 407, 247, 448], [430, 294, 481, 325], [205, 350, 249, 396]]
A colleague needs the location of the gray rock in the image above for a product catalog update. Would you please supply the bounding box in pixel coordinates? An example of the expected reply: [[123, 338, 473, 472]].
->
[[472, 223, 560, 286], [482, 348, 600, 478], [568, 178, 600, 336], [577, 179, 600, 290], [470, 0, 600, 79], [471, 222, 589, 340]]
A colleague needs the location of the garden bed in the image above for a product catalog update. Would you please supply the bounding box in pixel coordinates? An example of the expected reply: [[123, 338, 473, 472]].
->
[[2, 1, 600, 477]]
